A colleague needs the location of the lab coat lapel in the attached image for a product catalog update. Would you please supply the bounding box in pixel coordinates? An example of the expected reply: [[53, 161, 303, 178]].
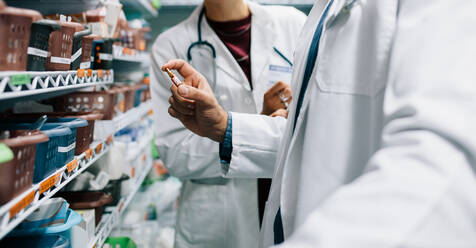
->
[[248, 2, 276, 89], [276, 0, 345, 237], [289, 0, 344, 141]]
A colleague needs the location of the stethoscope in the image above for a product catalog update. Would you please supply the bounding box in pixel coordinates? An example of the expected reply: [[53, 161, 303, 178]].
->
[[187, 7, 294, 106]]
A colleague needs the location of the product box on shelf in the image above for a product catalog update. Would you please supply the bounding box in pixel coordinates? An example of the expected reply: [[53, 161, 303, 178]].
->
[[0, 6, 42, 71], [0, 121, 72, 183], [46, 21, 79, 71], [9, 208, 82, 241], [55, 191, 112, 227], [27, 20, 60, 71], [75, 209, 95, 244], [70, 25, 92, 70]]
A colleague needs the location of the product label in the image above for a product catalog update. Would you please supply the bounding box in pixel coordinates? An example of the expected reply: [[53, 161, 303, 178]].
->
[[58, 142, 75, 153], [80, 61, 91, 69], [10, 74, 31, 86], [71, 48, 82, 62], [95, 143, 103, 154], [50, 56, 71, 65], [39, 172, 61, 194], [66, 159, 79, 173], [27, 47, 49, 58], [9, 190, 35, 218], [99, 53, 113, 61]]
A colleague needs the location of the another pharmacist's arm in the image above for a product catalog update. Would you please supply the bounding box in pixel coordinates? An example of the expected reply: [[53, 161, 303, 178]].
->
[[150, 40, 223, 179], [165, 59, 286, 179]]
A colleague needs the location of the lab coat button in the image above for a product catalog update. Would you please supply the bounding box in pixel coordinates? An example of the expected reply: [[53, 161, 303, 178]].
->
[[219, 95, 228, 102]]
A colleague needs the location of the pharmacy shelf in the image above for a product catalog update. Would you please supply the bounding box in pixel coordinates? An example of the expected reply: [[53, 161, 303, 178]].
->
[[0, 138, 113, 240], [0, 101, 152, 240], [89, 144, 153, 248], [121, 0, 158, 19], [114, 101, 152, 132], [94, 101, 152, 141], [0, 69, 114, 102], [113, 46, 149, 63]]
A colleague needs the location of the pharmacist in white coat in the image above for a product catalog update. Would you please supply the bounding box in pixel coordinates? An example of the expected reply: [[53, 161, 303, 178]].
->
[[165, 0, 476, 247], [150, 1, 305, 247]]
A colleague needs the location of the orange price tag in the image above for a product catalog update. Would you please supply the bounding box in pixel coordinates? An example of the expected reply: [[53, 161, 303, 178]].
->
[[85, 148, 93, 159], [106, 70, 111, 76], [95, 143, 103, 154], [123, 47, 132, 55], [86, 69, 93, 77], [77, 69, 85, 78], [39, 172, 61, 194], [142, 154, 146, 162], [131, 167, 136, 178], [119, 100, 125, 112], [148, 109, 153, 116], [97, 70, 104, 78], [142, 77, 150, 85], [106, 135, 113, 145], [66, 158, 79, 173], [9, 190, 35, 218]]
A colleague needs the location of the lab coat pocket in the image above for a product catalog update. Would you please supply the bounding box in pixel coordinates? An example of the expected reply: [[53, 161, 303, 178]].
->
[[176, 182, 226, 247], [315, 0, 395, 97]]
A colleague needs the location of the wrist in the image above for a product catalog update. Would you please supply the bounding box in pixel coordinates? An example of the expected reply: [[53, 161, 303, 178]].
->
[[212, 108, 228, 143]]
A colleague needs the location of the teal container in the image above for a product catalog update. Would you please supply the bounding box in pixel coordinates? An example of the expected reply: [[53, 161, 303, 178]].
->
[[0, 122, 71, 183]]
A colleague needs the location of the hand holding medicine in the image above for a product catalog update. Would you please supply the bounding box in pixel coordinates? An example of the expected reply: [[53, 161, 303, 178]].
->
[[162, 59, 228, 143], [261, 81, 292, 117]]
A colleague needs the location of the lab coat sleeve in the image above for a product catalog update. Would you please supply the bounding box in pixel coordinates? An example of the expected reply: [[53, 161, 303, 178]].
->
[[276, 1, 476, 247], [221, 112, 287, 178], [150, 34, 223, 179]]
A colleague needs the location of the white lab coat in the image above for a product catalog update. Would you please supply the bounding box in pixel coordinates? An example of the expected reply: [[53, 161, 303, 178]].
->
[[225, 0, 476, 247], [150, 2, 306, 248]]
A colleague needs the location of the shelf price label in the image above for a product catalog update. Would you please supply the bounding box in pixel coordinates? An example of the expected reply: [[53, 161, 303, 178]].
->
[[95, 143, 103, 154], [106, 135, 113, 145], [66, 158, 79, 173], [97, 70, 105, 78], [85, 148, 93, 159], [77, 69, 85, 78], [39, 171, 62, 194], [9, 190, 35, 219], [10, 74, 31, 86]]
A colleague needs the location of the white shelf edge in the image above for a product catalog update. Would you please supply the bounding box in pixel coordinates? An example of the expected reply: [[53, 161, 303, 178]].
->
[[113, 101, 152, 133], [113, 46, 149, 63], [0, 70, 114, 101], [89, 147, 153, 248]]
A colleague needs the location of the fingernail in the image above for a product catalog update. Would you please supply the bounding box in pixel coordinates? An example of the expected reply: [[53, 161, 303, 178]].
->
[[178, 85, 188, 96]]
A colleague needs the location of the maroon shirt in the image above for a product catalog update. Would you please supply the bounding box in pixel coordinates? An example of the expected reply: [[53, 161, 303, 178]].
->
[[207, 14, 253, 89]]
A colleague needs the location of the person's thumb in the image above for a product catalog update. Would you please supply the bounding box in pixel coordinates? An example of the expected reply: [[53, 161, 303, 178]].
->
[[177, 84, 211, 105]]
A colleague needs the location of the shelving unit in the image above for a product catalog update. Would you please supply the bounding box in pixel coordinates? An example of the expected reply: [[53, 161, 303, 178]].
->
[[89, 138, 153, 248], [113, 46, 149, 64], [114, 101, 152, 133], [0, 70, 114, 101], [0, 102, 153, 241], [93, 101, 152, 141], [0, 138, 112, 240], [0, 0, 156, 245]]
